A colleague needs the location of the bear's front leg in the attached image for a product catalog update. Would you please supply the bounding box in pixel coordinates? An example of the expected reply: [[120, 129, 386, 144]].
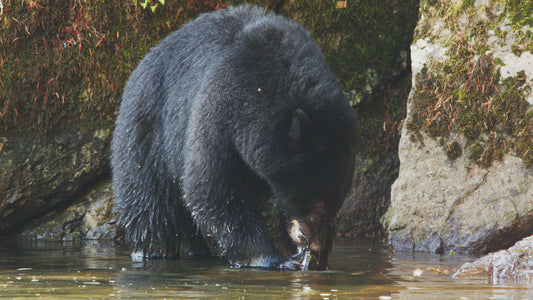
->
[[185, 193, 289, 269], [183, 159, 304, 269]]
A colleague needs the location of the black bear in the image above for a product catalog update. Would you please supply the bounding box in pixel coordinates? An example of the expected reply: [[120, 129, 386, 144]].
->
[[111, 5, 357, 270]]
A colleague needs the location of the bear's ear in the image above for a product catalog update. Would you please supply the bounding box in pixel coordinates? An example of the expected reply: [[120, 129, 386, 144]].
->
[[288, 108, 316, 155]]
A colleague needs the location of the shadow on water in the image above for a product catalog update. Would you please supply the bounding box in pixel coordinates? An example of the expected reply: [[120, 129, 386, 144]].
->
[[0, 238, 531, 299]]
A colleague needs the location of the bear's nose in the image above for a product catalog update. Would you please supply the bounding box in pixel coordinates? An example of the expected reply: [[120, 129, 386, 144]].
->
[[289, 220, 304, 245]]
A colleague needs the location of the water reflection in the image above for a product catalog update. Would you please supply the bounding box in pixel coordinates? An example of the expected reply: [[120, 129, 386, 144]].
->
[[0, 238, 531, 299]]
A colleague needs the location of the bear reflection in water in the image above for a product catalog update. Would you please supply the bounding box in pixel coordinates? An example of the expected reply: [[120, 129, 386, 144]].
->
[[111, 5, 357, 270]]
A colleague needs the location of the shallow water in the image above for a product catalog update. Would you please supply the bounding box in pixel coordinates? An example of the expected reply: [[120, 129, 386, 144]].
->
[[0, 238, 531, 299]]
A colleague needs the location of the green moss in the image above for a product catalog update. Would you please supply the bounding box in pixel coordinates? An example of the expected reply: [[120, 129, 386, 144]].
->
[[0, 0, 226, 138], [355, 76, 411, 156], [506, 0, 533, 27], [504, 0, 533, 56], [408, 0, 533, 169], [411, 54, 531, 167], [380, 209, 394, 229], [445, 141, 462, 160]]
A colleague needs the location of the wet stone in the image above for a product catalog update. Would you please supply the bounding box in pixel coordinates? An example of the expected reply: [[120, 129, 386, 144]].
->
[[453, 235, 533, 282]]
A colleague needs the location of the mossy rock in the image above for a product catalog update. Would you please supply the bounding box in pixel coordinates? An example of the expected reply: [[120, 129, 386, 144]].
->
[[387, 0, 533, 255], [0, 0, 227, 138], [408, 0, 533, 168]]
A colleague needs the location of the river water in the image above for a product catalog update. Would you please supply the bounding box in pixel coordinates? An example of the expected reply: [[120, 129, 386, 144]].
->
[[0, 238, 531, 299]]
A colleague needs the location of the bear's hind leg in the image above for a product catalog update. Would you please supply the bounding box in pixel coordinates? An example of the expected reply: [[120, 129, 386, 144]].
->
[[114, 164, 208, 258]]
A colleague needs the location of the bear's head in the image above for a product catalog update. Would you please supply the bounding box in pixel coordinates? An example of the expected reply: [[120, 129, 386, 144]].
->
[[268, 108, 356, 269]]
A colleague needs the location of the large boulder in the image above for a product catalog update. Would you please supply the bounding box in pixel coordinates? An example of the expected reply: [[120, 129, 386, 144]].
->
[[384, 0, 533, 253]]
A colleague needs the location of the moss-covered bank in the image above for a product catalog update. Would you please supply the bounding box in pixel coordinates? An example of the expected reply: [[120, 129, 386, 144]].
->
[[0, 0, 229, 137], [1, 0, 418, 239], [1, 0, 418, 158]]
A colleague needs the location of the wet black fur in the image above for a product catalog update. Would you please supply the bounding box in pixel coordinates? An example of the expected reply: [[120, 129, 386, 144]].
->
[[111, 5, 357, 268]]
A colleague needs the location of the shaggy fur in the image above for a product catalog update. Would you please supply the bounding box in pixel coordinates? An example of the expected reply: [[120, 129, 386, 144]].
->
[[111, 5, 357, 270]]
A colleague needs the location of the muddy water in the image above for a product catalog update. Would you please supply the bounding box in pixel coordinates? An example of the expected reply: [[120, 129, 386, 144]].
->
[[0, 238, 531, 299]]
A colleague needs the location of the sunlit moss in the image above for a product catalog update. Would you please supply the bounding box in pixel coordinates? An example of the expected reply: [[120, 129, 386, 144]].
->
[[409, 0, 533, 168]]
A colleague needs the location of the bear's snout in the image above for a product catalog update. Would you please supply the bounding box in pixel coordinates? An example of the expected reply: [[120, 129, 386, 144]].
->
[[288, 219, 325, 253]]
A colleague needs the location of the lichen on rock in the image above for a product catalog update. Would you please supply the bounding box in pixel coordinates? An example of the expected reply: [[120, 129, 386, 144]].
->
[[385, 0, 533, 254]]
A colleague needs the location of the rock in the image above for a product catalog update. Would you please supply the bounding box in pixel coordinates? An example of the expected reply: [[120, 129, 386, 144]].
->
[[384, 0, 533, 253], [0, 130, 111, 237], [453, 235, 533, 282], [336, 154, 399, 237], [386, 133, 533, 252], [18, 180, 119, 241]]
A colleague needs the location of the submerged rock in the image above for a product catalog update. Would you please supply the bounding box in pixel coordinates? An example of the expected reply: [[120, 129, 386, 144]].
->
[[453, 235, 533, 282]]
